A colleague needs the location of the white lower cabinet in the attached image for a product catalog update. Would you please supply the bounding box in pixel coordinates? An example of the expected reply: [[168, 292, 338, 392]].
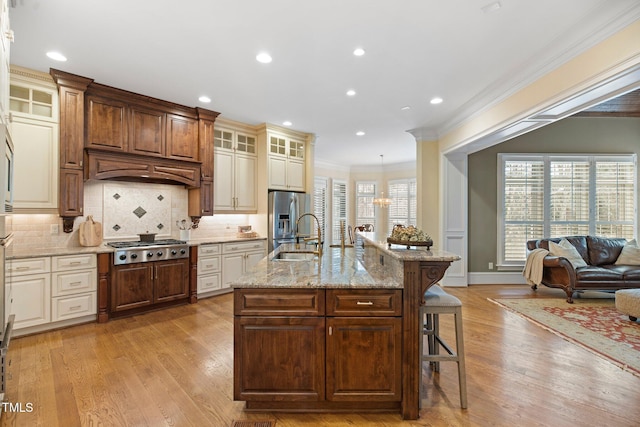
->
[[221, 240, 266, 289], [197, 244, 222, 296], [11, 271, 51, 330], [8, 253, 97, 335]]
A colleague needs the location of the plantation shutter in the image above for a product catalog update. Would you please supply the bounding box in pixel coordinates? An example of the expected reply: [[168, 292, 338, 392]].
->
[[502, 158, 545, 263], [594, 159, 635, 237], [332, 180, 347, 244], [313, 177, 328, 244], [499, 154, 636, 266], [356, 181, 376, 229], [549, 160, 590, 236]]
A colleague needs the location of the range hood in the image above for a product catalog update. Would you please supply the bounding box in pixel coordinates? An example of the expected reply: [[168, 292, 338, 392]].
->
[[85, 149, 201, 187]]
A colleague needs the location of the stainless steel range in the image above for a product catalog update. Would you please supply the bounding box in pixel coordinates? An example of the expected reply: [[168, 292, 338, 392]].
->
[[108, 239, 189, 265]]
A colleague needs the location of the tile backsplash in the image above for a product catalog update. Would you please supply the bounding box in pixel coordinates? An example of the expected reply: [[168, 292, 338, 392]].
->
[[10, 180, 263, 252]]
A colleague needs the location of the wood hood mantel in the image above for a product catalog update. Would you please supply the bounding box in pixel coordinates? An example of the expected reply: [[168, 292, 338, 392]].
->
[[50, 68, 220, 232]]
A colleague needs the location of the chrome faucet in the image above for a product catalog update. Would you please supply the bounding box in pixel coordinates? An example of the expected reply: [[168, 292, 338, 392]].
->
[[296, 213, 323, 258]]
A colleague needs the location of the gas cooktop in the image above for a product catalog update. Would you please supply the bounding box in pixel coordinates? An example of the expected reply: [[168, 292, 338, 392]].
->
[[107, 239, 186, 249]]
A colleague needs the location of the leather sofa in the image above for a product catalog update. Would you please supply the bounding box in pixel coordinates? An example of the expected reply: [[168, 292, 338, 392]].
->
[[526, 236, 640, 303]]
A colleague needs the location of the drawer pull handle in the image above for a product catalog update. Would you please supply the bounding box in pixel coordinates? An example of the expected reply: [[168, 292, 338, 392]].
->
[[68, 261, 82, 265], [69, 305, 82, 311], [356, 301, 374, 306], [69, 281, 83, 287], [15, 266, 30, 271]]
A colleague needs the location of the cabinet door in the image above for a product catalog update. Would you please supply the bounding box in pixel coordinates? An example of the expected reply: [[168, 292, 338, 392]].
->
[[85, 95, 127, 151], [111, 264, 153, 311], [287, 159, 305, 192], [268, 155, 287, 190], [10, 273, 51, 329], [166, 114, 198, 161], [199, 119, 215, 180], [129, 105, 165, 157], [59, 169, 84, 217], [234, 316, 325, 401], [154, 258, 189, 303], [10, 116, 59, 210], [214, 149, 234, 210], [326, 317, 402, 402], [222, 253, 245, 289], [245, 250, 265, 273], [235, 153, 257, 211]]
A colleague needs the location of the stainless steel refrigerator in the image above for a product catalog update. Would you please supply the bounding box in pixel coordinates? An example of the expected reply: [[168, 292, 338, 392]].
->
[[268, 191, 312, 253]]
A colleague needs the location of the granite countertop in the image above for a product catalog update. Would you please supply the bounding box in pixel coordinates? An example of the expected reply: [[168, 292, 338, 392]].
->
[[230, 232, 461, 290], [357, 232, 461, 262], [231, 243, 404, 290], [185, 236, 267, 246], [7, 236, 266, 260]]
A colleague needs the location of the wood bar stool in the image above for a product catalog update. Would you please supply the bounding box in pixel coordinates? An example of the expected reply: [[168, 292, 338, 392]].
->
[[419, 285, 468, 409]]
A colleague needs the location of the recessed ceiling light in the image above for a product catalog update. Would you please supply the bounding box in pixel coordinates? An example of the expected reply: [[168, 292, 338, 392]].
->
[[356, 131, 365, 136], [256, 52, 272, 63], [430, 97, 443, 105], [283, 121, 292, 126], [346, 89, 356, 97], [46, 51, 67, 62], [198, 96, 211, 103], [353, 48, 365, 57], [401, 106, 411, 111]]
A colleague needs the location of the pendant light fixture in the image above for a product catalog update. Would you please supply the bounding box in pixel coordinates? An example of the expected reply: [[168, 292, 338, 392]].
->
[[373, 154, 392, 208]]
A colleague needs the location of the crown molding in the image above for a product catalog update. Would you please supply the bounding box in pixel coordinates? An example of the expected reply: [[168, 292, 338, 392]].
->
[[414, 3, 640, 142]]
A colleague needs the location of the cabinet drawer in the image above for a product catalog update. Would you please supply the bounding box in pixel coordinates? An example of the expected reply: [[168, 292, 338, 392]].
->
[[234, 288, 325, 316], [197, 256, 220, 274], [52, 292, 97, 321], [326, 289, 402, 317], [51, 269, 97, 297], [223, 240, 266, 254], [52, 254, 96, 271], [198, 273, 221, 294], [198, 244, 220, 256], [8, 257, 51, 276]]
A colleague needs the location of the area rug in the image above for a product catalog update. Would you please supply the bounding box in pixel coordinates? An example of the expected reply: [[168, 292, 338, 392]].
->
[[489, 297, 640, 377]]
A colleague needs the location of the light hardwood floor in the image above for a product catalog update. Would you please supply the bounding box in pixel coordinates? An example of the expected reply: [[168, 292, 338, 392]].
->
[[1, 285, 639, 427]]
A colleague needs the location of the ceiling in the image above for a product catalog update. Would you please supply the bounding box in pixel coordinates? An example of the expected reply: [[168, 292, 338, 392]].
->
[[7, 1, 640, 167]]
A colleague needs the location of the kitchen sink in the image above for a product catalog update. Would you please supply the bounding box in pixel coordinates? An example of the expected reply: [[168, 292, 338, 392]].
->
[[271, 251, 318, 261]]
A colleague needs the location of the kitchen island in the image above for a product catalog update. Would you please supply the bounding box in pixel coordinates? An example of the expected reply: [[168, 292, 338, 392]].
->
[[232, 232, 460, 420]]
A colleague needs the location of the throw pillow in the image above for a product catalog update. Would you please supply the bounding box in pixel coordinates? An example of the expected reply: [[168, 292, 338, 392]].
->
[[548, 239, 587, 269], [615, 239, 640, 265]]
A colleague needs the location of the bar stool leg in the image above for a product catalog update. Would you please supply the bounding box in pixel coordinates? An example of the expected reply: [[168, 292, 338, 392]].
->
[[454, 306, 468, 409]]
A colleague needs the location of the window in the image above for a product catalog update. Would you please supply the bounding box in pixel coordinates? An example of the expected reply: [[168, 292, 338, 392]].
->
[[313, 177, 328, 244], [387, 178, 417, 232], [355, 181, 376, 229], [499, 154, 636, 266], [332, 180, 348, 244]]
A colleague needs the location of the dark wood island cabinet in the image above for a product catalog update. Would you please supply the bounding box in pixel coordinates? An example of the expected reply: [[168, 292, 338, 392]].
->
[[232, 233, 460, 420]]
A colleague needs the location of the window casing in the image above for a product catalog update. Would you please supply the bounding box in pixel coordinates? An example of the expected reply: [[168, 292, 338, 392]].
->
[[498, 154, 637, 266], [387, 178, 417, 232], [355, 181, 376, 229]]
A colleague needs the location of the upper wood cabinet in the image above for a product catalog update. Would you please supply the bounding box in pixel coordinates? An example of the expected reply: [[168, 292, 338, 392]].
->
[[86, 94, 127, 151], [166, 113, 199, 161], [51, 69, 219, 231], [86, 94, 200, 162]]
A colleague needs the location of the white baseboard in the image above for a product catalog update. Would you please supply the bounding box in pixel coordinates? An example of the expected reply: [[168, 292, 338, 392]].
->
[[468, 271, 527, 285]]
